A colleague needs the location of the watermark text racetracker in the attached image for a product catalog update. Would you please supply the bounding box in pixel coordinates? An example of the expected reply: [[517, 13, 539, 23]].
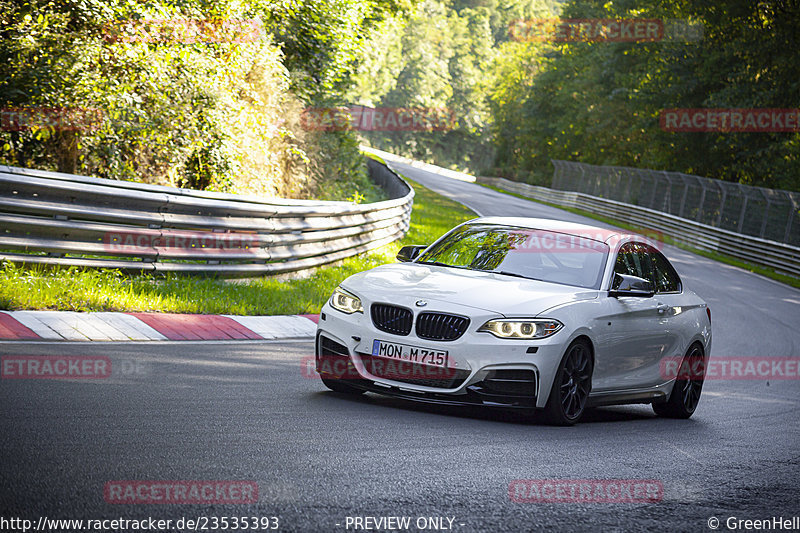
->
[[301, 105, 456, 132], [660, 108, 800, 132], [102, 18, 263, 44], [0, 106, 220, 133], [497, 227, 666, 253], [104, 481, 258, 504], [1, 356, 111, 379], [104, 230, 261, 255], [660, 356, 800, 381], [2, 356, 148, 380], [509, 479, 663, 503], [509, 18, 703, 43], [1, 107, 103, 132], [303, 354, 460, 384]]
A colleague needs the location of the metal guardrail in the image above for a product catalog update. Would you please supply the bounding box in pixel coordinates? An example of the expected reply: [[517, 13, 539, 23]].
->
[[0, 158, 413, 277], [478, 176, 800, 278], [360, 145, 477, 183], [551, 160, 800, 247]]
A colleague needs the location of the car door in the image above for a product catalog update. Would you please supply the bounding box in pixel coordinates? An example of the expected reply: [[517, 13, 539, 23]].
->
[[592, 242, 672, 391], [644, 246, 686, 365]]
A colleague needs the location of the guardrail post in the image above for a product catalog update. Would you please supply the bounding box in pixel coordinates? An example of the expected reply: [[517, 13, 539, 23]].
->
[[757, 189, 772, 239], [663, 172, 674, 213], [760, 202, 770, 239], [785, 204, 796, 244], [716, 187, 727, 228], [678, 179, 689, 219], [737, 194, 749, 234], [648, 173, 658, 209], [694, 178, 706, 223]]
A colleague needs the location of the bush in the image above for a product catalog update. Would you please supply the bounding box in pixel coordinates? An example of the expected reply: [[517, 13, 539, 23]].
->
[[0, 0, 391, 202]]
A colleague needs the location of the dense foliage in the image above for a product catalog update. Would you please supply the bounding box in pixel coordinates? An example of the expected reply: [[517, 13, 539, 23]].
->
[[350, 0, 563, 173], [351, 0, 799, 192], [486, 0, 800, 190], [2, 0, 797, 196], [0, 0, 407, 201]]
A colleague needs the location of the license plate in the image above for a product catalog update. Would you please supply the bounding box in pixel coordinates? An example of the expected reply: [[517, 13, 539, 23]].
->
[[371, 340, 449, 367]]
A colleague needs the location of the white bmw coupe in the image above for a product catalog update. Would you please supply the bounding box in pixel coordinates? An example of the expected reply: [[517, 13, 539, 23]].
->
[[315, 217, 711, 425]]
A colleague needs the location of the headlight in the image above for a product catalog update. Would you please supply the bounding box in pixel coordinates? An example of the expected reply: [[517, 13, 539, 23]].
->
[[478, 319, 563, 339], [330, 286, 363, 314]]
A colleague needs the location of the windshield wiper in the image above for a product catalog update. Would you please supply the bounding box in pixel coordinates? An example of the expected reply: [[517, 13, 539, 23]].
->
[[491, 270, 542, 281], [416, 260, 451, 267], [417, 260, 471, 270]]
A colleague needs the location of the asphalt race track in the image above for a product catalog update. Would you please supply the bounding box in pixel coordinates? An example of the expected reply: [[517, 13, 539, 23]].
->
[[2, 163, 799, 532]]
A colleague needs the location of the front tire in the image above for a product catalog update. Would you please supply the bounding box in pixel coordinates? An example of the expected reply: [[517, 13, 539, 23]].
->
[[321, 377, 365, 395], [653, 343, 705, 419], [542, 339, 593, 426]]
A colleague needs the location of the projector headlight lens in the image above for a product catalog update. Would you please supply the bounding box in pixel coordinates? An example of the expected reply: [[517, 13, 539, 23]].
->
[[478, 319, 563, 339], [330, 287, 363, 314]]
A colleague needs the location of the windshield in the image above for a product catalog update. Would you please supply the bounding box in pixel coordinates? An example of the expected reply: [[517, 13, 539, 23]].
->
[[417, 224, 609, 289]]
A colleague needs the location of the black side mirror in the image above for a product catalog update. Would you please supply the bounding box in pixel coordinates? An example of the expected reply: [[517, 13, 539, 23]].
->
[[609, 273, 655, 298], [396, 245, 427, 262]]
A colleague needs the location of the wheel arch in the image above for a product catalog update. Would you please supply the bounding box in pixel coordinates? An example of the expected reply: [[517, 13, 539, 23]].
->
[[571, 334, 595, 361], [562, 331, 596, 369], [686, 335, 709, 361]]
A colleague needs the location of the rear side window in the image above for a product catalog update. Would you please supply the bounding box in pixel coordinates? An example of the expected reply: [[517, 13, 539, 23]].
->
[[648, 249, 682, 293], [613, 242, 682, 293]]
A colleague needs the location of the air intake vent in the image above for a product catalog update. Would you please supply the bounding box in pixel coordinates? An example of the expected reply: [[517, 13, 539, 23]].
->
[[357, 353, 471, 389], [371, 304, 413, 336], [416, 312, 470, 341], [319, 336, 349, 357]]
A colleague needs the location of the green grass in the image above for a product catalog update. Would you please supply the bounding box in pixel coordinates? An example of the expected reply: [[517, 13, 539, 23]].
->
[[479, 183, 800, 289], [0, 178, 476, 315]]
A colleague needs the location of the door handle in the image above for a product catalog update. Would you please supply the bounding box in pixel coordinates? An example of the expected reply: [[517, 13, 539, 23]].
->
[[657, 303, 669, 314]]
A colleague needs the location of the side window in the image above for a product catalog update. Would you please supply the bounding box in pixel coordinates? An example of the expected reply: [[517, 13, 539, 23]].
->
[[647, 248, 682, 293], [612, 242, 655, 288]]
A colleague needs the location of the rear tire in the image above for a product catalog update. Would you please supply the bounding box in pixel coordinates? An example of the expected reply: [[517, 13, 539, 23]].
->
[[321, 377, 365, 395], [653, 343, 705, 419], [541, 339, 593, 426]]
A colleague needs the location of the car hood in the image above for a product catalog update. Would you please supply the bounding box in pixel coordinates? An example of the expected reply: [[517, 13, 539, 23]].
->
[[341, 263, 598, 316]]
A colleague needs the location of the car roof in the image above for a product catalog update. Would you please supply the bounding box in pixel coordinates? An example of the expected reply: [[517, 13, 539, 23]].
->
[[465, 216, 629, 244]]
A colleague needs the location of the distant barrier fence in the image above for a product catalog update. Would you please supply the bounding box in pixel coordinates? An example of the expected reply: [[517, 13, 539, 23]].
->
[[0, 158, 413, 277], [551, 160, 800, 247], [477, 175, 800, 278]]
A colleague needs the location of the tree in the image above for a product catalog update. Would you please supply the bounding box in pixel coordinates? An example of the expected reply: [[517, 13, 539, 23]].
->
[[488, 0, 800, 191]]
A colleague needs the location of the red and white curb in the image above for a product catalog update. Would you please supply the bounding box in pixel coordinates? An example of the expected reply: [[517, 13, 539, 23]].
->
[[0, 311, 318, 341]]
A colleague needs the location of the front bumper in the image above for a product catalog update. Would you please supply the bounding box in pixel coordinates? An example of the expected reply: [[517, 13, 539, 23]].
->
[[315, 301, 569, 409]]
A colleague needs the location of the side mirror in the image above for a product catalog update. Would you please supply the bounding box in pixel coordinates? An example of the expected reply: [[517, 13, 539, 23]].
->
[[396, 245, 427, 262], [609, 273, 655, 298]]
